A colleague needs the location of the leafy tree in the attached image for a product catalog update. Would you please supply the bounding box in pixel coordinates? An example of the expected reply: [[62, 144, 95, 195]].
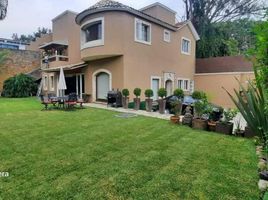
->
[[182, 0, 267, 58], [12, 27, 51, 43], [2, 74, 37, 97], [0, 0, 8, 20]]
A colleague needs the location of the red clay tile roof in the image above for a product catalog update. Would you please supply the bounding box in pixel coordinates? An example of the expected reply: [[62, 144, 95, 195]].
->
[[196, 56, 253, 73]]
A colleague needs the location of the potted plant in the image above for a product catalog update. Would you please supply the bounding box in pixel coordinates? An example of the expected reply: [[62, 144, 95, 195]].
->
[[122, 88, 129, 109], [207, 106, 223, 132], [192, 90, 207, 100], [144, 89, 154, 112], [157, 88, 167, 114], [215, 108, 238, 135], [170, 100, 182, 124], [174, 88, 184, 99], [192, 99, 211, 130], [133, 88, 141, 110]]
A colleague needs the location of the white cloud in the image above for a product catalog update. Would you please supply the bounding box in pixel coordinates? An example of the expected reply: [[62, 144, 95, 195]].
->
[[0, 0, 185, 39]]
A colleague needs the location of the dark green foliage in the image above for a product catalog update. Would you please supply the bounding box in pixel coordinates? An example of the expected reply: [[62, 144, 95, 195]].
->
[[157, 88, 167, 99], [128, 101, 146, 110], [2, 74, 37, 97], [144, 89, 153, 98], [173, 88, 184, 99], [133, 88, 141, 97], [194, 99, 211, 118], [192, 90, 207, 100], [122, 89, 129, 97]]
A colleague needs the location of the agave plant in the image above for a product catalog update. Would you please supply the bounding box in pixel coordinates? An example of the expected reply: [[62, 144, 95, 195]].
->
[[224, 68, 268, 143]]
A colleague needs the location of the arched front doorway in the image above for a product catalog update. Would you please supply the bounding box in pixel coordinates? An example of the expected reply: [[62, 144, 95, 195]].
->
[[165, 80, 173, 97], [96, 72, 110, 101]]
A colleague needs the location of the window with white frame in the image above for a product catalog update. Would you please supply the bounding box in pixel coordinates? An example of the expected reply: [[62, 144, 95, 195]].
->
[[43, 75, 48, 90], [178, 79, 190, 91], [181, 37, 191, 55], [135, 18, 151, 44], [81, 17, 104, 49], [49, 75, 54, 91], [163, 30, 171, 42]]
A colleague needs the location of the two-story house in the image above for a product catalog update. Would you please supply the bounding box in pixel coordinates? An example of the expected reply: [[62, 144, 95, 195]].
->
[[32, 0, 200, 102]]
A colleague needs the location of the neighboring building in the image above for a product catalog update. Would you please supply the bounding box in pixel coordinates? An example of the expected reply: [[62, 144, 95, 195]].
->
[[195, 56, 255, 108], [30, 0, 199, 101], [0, 38, 29, 50]]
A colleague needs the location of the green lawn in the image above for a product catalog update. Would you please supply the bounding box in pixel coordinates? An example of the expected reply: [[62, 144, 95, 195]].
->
[[0, 98, 259, 199]]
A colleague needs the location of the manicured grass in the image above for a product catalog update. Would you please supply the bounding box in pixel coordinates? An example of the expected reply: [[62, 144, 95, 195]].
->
[[0, 98, 259, 199]]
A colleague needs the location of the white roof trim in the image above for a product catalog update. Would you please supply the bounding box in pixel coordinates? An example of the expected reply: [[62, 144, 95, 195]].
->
[[140, 2, 177, 14], [39, 40, 68, 49], [52, 10, 78, 22], [177, 21, 200, 41]]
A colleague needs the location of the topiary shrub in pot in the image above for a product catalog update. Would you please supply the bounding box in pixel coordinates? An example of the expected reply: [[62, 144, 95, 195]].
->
[[215, 108, 238, 135], [157, 88, 167, 114], [122, 89, 129, 109], [174, 88, 184, 99], [133, 88, 141, 110], [192, 99, 211, 130], [144, 89, 153, 112]]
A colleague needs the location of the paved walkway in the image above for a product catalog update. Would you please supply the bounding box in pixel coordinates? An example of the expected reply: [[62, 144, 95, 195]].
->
[[84, 103, 173, 120]]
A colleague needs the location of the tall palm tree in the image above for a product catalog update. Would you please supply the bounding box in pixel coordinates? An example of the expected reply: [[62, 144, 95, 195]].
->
[[0, 0, 8, 20]]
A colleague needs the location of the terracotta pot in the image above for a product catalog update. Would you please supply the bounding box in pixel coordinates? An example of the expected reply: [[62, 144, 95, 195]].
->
[[145, 99, 153, 112], [170, 116, 180, 124], [208, 121, 216, 132], [192, 118, 208, 130], [134, 98, 140, 110], [215, 122, 233, 135], [158, 99, 166, 114], [122, 97, 129, 109], [245, 126, 256, 138]]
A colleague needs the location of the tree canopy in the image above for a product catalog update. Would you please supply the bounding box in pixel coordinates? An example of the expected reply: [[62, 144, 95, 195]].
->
[[182, 0, 267, 58], [0, 0, 8, 20], [12, 27, 52, 43]]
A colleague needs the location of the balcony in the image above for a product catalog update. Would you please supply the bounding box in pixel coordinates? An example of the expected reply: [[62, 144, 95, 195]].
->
[[39, 41, 69, 69]]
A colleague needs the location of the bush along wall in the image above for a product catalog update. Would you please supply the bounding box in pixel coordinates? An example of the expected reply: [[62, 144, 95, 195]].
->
[[2, 73, 38, 97]]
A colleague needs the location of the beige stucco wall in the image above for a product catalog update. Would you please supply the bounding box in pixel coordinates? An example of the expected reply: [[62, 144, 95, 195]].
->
[[52, 11, 81, 65], [82, 57, 124, 101], [194, 72, 255, 108], [142, 5, 176, 25], [79, 11, 196, 100]]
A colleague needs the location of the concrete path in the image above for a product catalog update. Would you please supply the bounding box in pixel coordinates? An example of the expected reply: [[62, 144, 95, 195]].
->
[[84, 103, 173, 120]]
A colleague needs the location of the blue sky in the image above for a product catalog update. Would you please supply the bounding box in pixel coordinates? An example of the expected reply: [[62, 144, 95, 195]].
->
[[0, 0, 185, 39]]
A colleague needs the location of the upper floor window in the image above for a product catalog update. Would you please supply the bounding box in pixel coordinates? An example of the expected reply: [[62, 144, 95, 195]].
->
[[81, 17, 104, 49], [135, 18, 151, 45], [163, 30, 171, 42], [181, 37, 191, 55]]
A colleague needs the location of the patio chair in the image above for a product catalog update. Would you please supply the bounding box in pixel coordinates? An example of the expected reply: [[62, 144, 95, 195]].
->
[[40, 95, 53, 110], [65, 93, 77, 109]]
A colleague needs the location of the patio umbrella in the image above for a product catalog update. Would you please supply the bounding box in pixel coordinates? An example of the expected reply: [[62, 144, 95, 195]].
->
[[58, 67, 67, 97]]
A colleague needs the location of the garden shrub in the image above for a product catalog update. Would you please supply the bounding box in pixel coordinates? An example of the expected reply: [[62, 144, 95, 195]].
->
[[192, 90, 207, 100], [122, 88, 129, 97], [133, 88, 141, 97], [157, 88, 167, 99], [2, 73, 37, 97], [145, 89, 153, 98], [173, 88, 184, 98]]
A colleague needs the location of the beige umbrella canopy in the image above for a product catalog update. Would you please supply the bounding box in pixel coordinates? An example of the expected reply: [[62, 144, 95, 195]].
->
[[58, 67, 67, 96], [0, 0, 8, 20]]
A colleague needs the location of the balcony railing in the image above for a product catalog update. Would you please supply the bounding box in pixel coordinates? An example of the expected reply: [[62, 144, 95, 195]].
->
[[41, 55, 69, 69]]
